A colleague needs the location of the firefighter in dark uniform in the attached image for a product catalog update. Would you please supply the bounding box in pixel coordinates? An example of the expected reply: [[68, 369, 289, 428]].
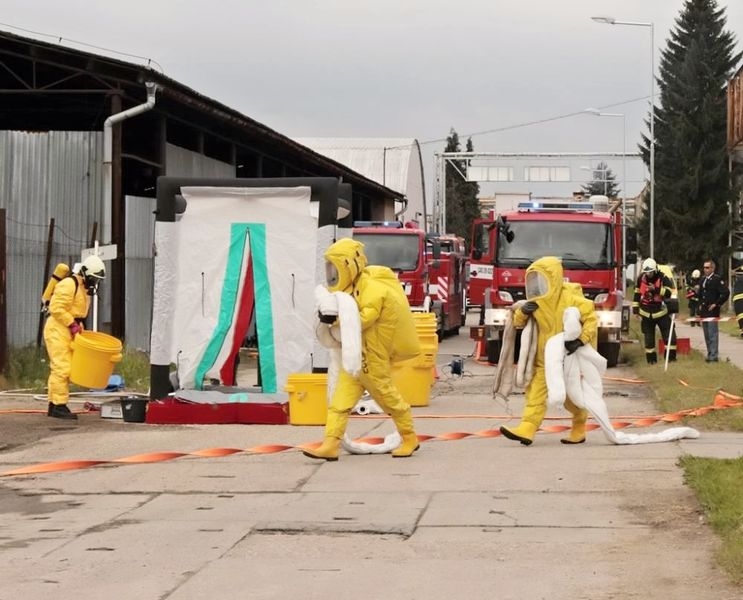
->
[[685, 268, 701, 326], [733, 265, 743, 338], [632, 258, 676, 364]]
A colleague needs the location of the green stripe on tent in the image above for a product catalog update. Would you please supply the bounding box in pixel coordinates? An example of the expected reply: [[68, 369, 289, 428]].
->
[[248, 224, 277, 392], [194, 224, 248, 389], [194, 223, 277, 393]]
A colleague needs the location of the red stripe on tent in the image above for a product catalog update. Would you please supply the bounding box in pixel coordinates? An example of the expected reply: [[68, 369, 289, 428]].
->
[[220, 251, 256, 385]]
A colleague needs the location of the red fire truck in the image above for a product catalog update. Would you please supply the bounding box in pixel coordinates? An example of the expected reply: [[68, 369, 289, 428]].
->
[[468, 197, 634, 367], [352, 222, 467, 339], [427, 233, 468, 336]]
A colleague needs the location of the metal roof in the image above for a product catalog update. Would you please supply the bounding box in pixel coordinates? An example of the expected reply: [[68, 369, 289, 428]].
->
[[0, 28, 403, 200]]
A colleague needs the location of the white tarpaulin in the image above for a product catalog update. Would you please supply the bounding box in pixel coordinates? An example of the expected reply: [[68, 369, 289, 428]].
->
[[149, 186, 316, 393]]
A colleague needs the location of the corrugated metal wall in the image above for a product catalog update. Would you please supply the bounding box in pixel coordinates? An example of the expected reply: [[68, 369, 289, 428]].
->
[[165, 143, 235, 178], [0, 134, 235, 351], [125, 195, 156, 352], [0, 130, 104, 348]]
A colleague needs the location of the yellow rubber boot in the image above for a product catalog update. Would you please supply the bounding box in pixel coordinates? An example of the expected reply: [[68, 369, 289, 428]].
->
[[500, 397, 546, 446], [392, 433, 420, 457], [389, 407, 419, 457], [302, 436, 341, 461], [561, 401, 587, 445], [500, 421, 539, 446]]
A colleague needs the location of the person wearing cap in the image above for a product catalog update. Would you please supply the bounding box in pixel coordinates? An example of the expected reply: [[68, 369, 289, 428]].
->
[[698, 259, 729, 362], [43, 255, 106, 419], [632, 258, 676, 364], [685, 268, 702, 327]]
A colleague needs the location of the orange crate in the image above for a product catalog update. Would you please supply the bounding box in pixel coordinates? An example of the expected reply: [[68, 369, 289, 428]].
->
[[659, 337, 690, 355]]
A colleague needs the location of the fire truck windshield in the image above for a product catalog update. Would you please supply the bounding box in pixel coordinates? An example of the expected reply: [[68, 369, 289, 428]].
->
[[354, 233, 420, 271], [497, 221, 612, 269]]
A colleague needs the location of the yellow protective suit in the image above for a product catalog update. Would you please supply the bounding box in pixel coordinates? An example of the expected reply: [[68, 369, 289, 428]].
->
[[305, 238, 421, 460], [500, 256, 597, 445], [43, 275, 89, 407]]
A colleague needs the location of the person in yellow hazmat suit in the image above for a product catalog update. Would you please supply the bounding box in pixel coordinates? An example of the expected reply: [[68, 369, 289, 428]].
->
[[500, 256, 598, 446], [303, 238, 421, 460], [43, 255, 106, 419]]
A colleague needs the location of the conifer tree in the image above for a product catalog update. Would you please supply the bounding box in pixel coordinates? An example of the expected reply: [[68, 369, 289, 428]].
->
[[638, 0, 741, 271], [444, 128, 480, 245], [581, 161, 621, 198]]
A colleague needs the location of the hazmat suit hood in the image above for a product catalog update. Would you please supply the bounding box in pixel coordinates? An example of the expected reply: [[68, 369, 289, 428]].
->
[[525, 256, 563, 310], [324, 238, 368, 293]]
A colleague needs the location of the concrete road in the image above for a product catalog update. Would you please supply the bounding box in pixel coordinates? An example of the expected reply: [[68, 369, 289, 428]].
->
[[0, 312, 741, 599]]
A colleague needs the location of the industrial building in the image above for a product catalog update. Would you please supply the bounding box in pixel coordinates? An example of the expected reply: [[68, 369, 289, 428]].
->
[[0, 29, 404, 359]]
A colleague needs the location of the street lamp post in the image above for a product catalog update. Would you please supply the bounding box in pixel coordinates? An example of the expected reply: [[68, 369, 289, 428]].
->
[[585, 108, 627, 295], [591, 15, 654, 258]]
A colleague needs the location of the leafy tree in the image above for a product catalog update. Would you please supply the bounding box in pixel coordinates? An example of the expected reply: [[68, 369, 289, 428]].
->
[[581, 161, 621, 198], [444, 128, 480, 245], [637, 0, 741, 272]]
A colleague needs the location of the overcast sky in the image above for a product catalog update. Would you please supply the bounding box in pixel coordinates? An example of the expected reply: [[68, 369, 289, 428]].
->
[[3, 0, 742, 200]]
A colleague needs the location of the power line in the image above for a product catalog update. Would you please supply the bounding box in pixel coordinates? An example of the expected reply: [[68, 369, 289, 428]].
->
[[0, 22, 164, 72], [418, 94, 653, 147]]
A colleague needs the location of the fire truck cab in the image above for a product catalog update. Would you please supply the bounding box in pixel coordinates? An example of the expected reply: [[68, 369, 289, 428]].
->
[[468, 197, 633, 367]]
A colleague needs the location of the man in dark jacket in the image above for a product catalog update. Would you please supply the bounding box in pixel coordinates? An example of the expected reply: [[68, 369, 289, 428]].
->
[[632, 258, 676, 364], [698, 259, 730, 362]]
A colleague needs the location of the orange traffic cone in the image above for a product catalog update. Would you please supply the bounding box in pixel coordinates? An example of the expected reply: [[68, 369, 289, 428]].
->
[[474, 339, 486, 361]]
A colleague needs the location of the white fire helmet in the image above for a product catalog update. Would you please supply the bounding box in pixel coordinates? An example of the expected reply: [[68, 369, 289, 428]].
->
[[80, 255, 106, 291], [641, 258, 657, 274]]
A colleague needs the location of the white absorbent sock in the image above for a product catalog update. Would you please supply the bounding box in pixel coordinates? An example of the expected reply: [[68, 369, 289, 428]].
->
[[353, 393, 384, 415], [314, 285, 398, 454], [544, 307, 699, 445]]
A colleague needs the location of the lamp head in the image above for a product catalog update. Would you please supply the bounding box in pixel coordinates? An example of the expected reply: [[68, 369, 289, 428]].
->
[[591, 15, 616, 24]]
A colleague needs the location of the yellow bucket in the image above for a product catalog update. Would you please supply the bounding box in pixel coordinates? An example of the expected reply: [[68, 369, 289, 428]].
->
[[70, 331, 123, 389], [285, 373, 328, 425], [392, 312, 439, 407], [392, 363, 435, 407]]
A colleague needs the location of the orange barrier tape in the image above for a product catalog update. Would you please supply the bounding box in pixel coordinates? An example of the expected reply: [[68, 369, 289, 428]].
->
[[3, 391, 742, 478], [686, 317, 735, 322], [677, 379, 723, 392], [352, 412, 695, 421], [602, 376, 649, 384], [0, 408, 92, 416]]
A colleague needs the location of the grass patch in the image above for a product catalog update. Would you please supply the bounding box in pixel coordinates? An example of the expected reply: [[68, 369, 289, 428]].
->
[[115, 347, 151, 393], [3, 343, 150, 394], [720, 318, 742, 339], [625, 291, 743, 586], [3, 345, 48, 392], [622, 319, 743, 431], [680, 455, 743, 585]]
